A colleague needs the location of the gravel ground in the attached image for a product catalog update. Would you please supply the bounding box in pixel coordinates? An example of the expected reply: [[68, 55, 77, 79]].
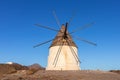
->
[[1, 70, 120, 80]]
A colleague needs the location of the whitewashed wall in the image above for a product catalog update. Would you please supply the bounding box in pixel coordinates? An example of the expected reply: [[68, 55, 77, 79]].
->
[[46, 46, 80, 70]]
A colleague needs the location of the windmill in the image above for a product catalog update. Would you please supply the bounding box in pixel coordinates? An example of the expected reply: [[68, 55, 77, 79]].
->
[[34, 11, 97, 70]]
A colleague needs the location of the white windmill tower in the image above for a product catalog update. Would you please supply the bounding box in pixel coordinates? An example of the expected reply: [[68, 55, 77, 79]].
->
[[46, 23, 80, 70]]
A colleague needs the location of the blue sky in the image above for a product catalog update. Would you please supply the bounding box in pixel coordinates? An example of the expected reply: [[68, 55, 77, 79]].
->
[[0, 0, 120, 70]]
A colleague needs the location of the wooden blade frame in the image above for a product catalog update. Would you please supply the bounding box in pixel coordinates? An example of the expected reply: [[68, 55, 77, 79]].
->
[[53, 41, 64, 67], [66, 39, 80, 64]]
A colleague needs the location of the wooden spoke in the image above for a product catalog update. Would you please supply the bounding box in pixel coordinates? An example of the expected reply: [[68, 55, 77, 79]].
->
[[35, 24, 59, 32], [74, 36, 97, 46], [70, 22, 94, 34], [53, 10, 61, 29], [33, 39, 54, 48]]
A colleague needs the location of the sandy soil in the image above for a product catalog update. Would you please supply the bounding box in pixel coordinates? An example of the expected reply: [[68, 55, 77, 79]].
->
[[1, 70, 120, 80]]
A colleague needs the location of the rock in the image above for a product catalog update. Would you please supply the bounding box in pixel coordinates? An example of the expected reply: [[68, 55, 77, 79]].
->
[[109, 70, 120, 74], [28, 63, 45, 70]]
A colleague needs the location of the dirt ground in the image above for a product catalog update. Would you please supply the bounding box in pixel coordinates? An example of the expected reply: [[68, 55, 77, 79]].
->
[[1, 70, 120, 80]]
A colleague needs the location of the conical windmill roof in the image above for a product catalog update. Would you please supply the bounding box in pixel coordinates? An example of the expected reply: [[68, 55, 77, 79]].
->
[[50, 24, 77, 48]]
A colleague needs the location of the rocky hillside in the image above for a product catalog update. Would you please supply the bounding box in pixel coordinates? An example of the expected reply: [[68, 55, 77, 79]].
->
[[0, 63, 45, 79], [0, 63, 28, 74], [110, 70, 120, 74], [28, 63, 45, 70]]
